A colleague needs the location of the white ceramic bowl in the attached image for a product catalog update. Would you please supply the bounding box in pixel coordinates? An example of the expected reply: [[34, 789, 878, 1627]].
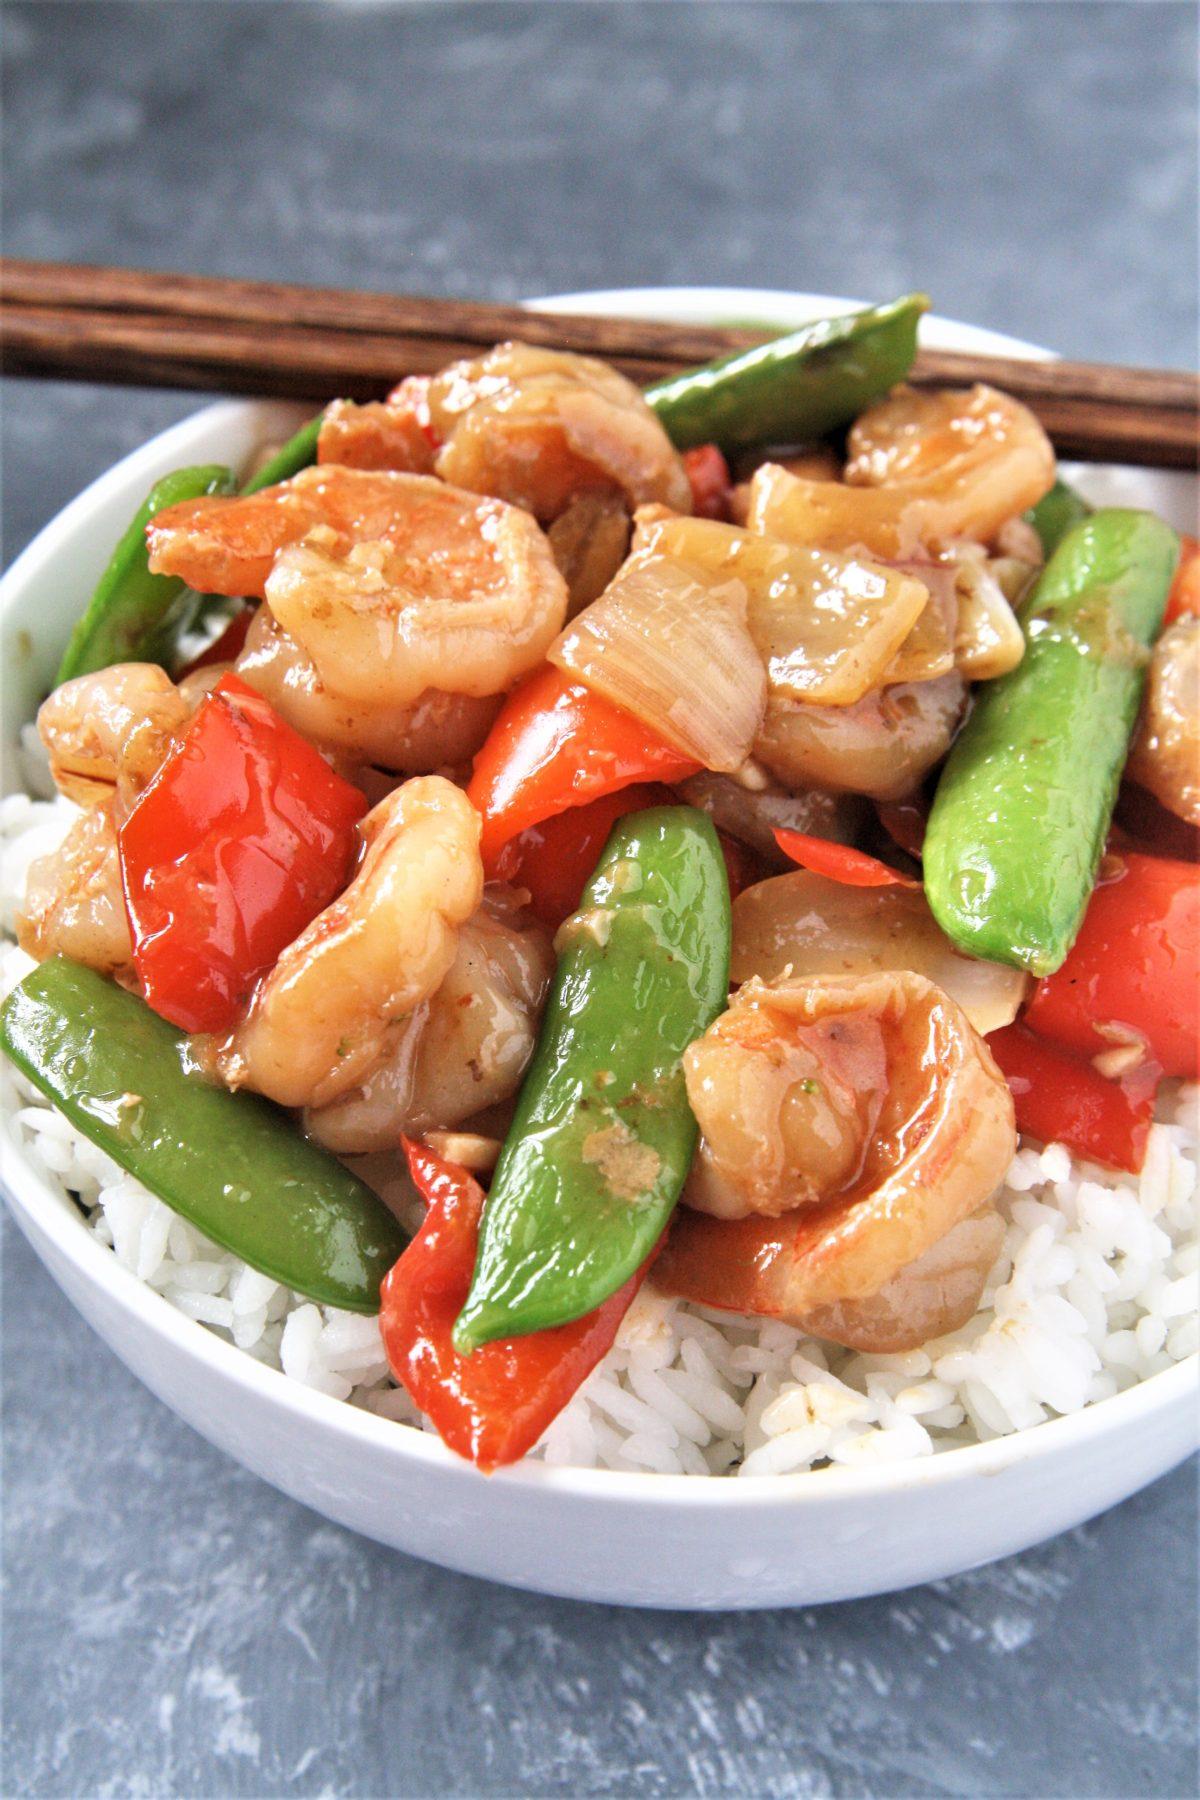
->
[[2, 290, 1196, 1610]]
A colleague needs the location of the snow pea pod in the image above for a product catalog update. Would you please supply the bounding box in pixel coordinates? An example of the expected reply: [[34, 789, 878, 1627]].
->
[[1026, 476, 1091, 559], [54, 464, 236, 684], [643, 294, 928, 453], [453, 806, 730, 1351], [0, 958, 407, 1312], [924, 510, 1180, 976]]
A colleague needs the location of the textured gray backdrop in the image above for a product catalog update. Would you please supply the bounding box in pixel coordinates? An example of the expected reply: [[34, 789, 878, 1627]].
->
[[2, 4, 1196, 1796]]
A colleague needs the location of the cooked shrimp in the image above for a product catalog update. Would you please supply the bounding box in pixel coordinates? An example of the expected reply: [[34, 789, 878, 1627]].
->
[[748, 387, 1054, 562], [798, 1207, 1006, 1353], [681, 979, 889, 1220], [318, 343, 692, 521], [264, 519, 565, 711], [754, 671, 967, 801], [1128, 614, 1200, 824], [208, 777, 483, 1110], [16, 802, 133, 979], [37, 664, 188, 810], [235, 605, 501, 772], [657, 971, 1016, 1338], [844, 383, 1056, 543], [305, 887, 554, 1153]]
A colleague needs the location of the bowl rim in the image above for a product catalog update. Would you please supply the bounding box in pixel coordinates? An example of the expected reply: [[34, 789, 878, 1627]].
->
[[2, 284, 1196, 1509]]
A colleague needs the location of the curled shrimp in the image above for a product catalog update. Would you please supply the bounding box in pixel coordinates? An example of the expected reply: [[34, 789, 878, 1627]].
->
[[843, 383, 1056, 544], [319, 343, 692, 521], [754, 671, 967, 801], [305, 886, 554, 1153], [657, 971, 1015, 1347], [748, 387, 1054, 560], [37, 664, 189, 810], [235, 605, 502, 772], [208, 776, 483, 1110], [16, 802, 133, 980], [147, 468, 568, 709]]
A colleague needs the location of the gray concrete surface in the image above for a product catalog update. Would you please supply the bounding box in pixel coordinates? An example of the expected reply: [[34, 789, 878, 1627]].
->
[[2, 4, 1196, 1795]]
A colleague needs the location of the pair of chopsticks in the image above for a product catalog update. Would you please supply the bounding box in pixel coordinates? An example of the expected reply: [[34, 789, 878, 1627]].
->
[[1, 259, 1195, 469]]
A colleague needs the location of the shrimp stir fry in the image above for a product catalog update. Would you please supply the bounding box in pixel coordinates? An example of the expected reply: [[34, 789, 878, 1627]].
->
[[13, 298, 1188, 1474]]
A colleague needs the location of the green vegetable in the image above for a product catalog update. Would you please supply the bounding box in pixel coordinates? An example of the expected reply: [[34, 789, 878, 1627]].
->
[[1026, 477, 1092, 559], [55, 465, 236, 684], [453, 806, 731, 1351], [924, 510, 1180, 976], [241, 414, 322, 494], [643, 294, 928, 453], [0, 958, 407, 1312]]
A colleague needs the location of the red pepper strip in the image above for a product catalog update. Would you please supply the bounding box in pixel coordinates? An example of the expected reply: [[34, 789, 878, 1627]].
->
[[381, 1141, 650, 1471], [176, 604, 254, 678], [504, 783, 675, 930], [1023, 851, 1199, 1079], [682, 444, 733, 520], [467, 664, 701, 878], [773, 828, 921, 889], [1164, 533, 1200, 624], [987, 1023, 1160, 1174], [119, 672, 367, 1034]]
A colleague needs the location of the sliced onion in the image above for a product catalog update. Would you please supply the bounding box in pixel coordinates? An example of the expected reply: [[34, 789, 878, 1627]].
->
[[632, 510, 928, 705], [952, 551, 1026, 679], [731, 869, 1028, 1035], [883, 561, 958, 683], [549, 545, 766, 771]]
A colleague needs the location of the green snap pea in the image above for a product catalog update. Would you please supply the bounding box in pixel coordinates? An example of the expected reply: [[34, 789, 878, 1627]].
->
[[643, 294, 928, 453], [924, 510, 1180, 976], [453, 806, 731, 1351], [0, 958, 408, 1312], [54, 464, 236, 684], [1025, 477, 1092, 559]]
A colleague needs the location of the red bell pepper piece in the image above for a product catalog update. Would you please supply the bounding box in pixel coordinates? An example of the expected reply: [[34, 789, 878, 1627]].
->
[[987, 1023, 1160, 1174], [467, 664, 701, 878], [504, 782, 675, 930], [773, 828, 920, 889], [119, 673, 366, 1034], [1164, 533, 1200, 624], [682, 444, 733, 520], [380, 1141, 649, 1471], [1023, 852, 1199, 1079]]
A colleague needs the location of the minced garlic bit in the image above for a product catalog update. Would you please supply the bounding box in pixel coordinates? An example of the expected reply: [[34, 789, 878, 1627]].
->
[[553, 906, 614, 956], [423, 1131, 503, 1173], [581, 1120, 662, 1201]]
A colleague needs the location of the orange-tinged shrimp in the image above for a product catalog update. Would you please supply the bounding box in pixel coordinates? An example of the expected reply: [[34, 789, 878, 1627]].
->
[[658, 971, 1016, 1338], [16, 802, 133, 980], [319, 344, 692, 521], [147, 468, 568, 707], [206, 777, 483, 1111]]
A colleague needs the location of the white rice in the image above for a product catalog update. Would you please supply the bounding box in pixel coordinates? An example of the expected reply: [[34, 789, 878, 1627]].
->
[[3, 789, 1197, 1475]]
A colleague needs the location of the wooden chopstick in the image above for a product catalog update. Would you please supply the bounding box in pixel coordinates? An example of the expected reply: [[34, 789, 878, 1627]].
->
[[1, 260, 1196, 469]]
